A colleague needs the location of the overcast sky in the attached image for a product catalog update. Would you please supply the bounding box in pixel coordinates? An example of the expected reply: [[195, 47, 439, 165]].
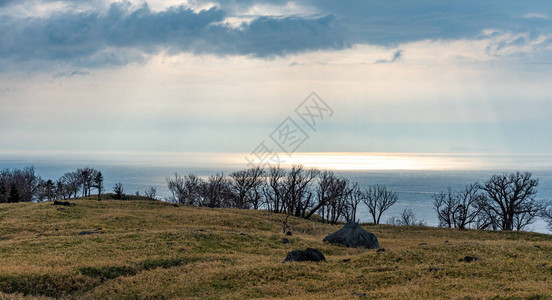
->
[[1, 0, 551, 157]]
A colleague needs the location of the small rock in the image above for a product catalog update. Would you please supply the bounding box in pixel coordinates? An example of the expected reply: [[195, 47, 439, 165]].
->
[[96, 227, 102, 231], [376, 248, 386, 253], [78, 231, 98, 236], [352, 291, 367, 297], [239, 232, 246, 236], [55, 228, 59, 231], [282, 238, 290, 244], [282, 248, 325, 263], [535, 245, 541, 249], [444, 240, 449, 243], [285, 231, 292, 236], [342, 258, 351, 262], [171, 203, 179, 207], [459, 256, 479, 263], [427, 267, 441, 272], [53, 200, 75, 206]]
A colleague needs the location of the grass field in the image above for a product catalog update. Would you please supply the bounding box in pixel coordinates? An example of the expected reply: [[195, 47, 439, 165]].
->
[[0, 198, 551, 299]]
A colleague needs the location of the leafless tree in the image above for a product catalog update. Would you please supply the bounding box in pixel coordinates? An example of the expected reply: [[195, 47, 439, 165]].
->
[[61, 171, 81, 199], [0, 166, 41, 202], [347, 183, 363, 222], [479, 172, 542, 231], [113, 183, 125, 200], [200, 173, 230, 208], [306, 170, 335, 220], [433, 188, 456, 228], [400, 208, 416, 225], [388, 208, 425, 226], [263, 166, 286, 213], [144, 186, 157, 200], [540, 202, 552, 232], [454, 183, 483, 229], [55, 179, 71, 200], [92, 172, 104, 201], [77, 168, 93, 197], [363, 184, 398, 224], [228, 167, 265, 209], [433, 183, 481, 229], [0, 183, 6, 203], [323, 176, 349, 224], [166, 173, 203, 205], [281, 165, 320, 218]]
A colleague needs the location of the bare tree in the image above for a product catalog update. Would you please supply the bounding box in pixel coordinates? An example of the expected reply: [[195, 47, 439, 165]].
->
[[541, 202, 552, 232], [113, 183, 125, 200], [400, 208, 416, 226], [363, 185, 398, 224], [228, 167, 264, 209], [306, 170, 336, 220], [92, 172, 104, 201], [0, 184, 6, 203], [454, 183, 482, 229], [200, 173, 230, 208], [44, 179, 55, 201], [144, 186, 157, 200], [388, 208, 425, 226], [433, 183, 481, 229], [347, 183, 363, 222], [479, 172, 542, 231], [281, 165, 320, 218], [61, 171, 81, 199], [0, 166, 41, 202], [166, 173, 203, 205], [323, 176, 349, 224], [7, 184, 21, 203], [433, 188, 456, 228], [55, 179, 71, 200], [263, 166, 286, 213]]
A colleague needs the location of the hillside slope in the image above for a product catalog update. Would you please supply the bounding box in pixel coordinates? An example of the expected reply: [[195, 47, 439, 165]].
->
[[0, 199, 551, 299]]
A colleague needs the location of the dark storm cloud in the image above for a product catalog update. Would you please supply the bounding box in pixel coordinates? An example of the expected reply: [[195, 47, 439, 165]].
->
[[2, 0, 552, 70], [0, 1, 347, 69]]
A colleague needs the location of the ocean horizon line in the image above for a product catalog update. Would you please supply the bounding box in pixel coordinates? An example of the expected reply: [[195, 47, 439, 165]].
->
[[1, 150, 551, 171]]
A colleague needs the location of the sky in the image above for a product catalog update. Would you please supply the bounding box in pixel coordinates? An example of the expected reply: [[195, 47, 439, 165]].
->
[[1, 0, 552, 168]]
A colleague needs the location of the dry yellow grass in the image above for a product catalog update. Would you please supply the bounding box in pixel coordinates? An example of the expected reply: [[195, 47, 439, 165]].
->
[[0, 199, 551, 299]]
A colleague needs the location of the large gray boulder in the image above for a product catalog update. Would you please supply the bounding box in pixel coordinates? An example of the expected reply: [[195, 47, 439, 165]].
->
[[323, 221, 379, 249]]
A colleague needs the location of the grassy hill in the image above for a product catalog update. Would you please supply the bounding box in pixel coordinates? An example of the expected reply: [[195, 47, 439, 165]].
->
[[0, 199, 551, 299]]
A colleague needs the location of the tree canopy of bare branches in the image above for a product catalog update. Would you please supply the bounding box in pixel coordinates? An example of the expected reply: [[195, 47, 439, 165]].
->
[[478, 172, 542, 231], [363, 184, 398, 225]]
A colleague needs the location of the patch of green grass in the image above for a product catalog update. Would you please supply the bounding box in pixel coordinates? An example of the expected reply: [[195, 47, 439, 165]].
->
[[0, 273, 100, 298], [0, 199, 551, 299], [79, 266, 137, 281], [140, 257, 196, 271]]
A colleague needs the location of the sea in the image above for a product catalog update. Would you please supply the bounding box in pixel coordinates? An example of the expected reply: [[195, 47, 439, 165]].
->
[[1, 153, 551, 233]]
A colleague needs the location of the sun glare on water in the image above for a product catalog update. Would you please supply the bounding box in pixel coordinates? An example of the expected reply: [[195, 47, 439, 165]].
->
[[280, 153, 478, 170]]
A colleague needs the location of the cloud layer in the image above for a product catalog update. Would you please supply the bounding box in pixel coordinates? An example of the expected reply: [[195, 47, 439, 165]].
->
[[1, 0, 552, 70], [0, 1, 347, 69]]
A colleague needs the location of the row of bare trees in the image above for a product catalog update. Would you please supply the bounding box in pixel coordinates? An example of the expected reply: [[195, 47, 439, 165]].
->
[[433, 172, 548, 231], [0, 166, 105, 202], [166, 165, 399, 224]]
